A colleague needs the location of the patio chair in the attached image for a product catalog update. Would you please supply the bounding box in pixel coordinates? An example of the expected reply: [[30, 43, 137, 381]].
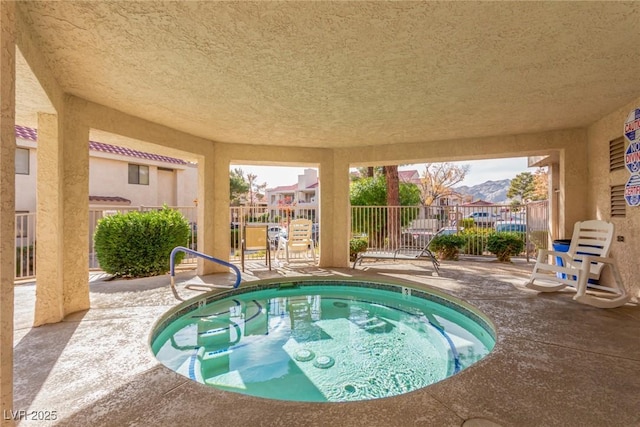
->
[[525, 220, 629, 308], [275, 219, 316, 264], [241, 224, 271, 272], [352, 232, 440, 274]]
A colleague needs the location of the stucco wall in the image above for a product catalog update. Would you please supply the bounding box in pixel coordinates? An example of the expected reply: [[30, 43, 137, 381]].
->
[[89, 156, 158, 206], [587, 96, 640, 299], [15, 146, 199, 209], [15, 141, 36, 212], [176, 165, 198, 206]]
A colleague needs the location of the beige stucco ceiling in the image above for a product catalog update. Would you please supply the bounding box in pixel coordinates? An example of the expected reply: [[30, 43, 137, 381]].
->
[[15, 1, 640, 149]]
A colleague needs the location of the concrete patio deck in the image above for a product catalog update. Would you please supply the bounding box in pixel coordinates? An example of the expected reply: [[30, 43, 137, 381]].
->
[[12, 258, 640, 427]]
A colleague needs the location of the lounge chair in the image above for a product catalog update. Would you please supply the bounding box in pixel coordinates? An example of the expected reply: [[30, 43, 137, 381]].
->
[[525, 220, 629, 308], [275, 219, 316, 264], [352, 234, 440, 274], [241, 224, 271, 272]]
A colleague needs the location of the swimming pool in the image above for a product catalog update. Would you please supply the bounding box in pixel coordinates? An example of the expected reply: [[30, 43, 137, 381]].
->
[[151, 279, 495, 402]]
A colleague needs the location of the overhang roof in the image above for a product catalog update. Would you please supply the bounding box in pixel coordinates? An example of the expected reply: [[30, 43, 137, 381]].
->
[[15, 2, 640, 149], [15, 125, 187, 165]]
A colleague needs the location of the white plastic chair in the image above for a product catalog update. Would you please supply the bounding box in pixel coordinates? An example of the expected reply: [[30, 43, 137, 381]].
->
[[275, 219, 316, 264], [525, 220, 629, 308]]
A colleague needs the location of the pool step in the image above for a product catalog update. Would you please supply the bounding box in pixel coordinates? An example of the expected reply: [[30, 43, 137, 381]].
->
[[200, 347, 233, 361], [353, 314, 392, 333]]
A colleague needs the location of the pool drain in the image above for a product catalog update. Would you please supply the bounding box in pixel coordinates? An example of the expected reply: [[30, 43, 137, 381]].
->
[[344, 385, 356, 393], [333, 301, 348, 308], [313, 355, 335, 369], [294, 349, 315, 362]]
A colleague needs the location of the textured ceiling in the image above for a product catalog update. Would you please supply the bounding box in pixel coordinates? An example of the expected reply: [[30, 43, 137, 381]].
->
[[15, 1, 640, 148]]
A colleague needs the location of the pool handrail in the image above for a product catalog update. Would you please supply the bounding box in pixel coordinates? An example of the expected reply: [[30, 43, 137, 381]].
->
[[169, 246, 242, 300]]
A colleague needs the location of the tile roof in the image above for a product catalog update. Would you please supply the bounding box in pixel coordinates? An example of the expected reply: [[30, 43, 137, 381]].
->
[[270, 184, 298, 192], [89, 195, 131, 204], [15, 125, 187, 165], [269, 181, 319, 192], [398, 169, 421, 184], [462, 199, 493, 206]]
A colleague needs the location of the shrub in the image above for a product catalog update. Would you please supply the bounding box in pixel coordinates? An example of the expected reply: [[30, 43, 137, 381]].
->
[[429, 234, 466, 260], [459, 218, 475, 229], [349, 237, 369, 261], [486, 232, 525, 262], [94, 207, 190, 278]]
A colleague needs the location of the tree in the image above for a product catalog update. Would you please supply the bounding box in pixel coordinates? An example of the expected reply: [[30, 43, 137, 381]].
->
[[230, 168, 249, 206], [507, 172, 536, 206], [351, 166, 380, 182], [246, 173, 258, 205], [419, 163, 470, 206], [532, 167, 548, 200], [350, 174, 420, 248], [350, 175, 420, 206]]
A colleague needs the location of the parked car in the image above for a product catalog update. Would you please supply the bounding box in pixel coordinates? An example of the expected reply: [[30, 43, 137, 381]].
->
[[466, 212, 500, 227], [270, 223, 318, 248], [402, 225, 462, 247], [494, 221, 526, 233], [494, 221, 535, 255], [268, 225, 286, 247], [436, 226, 463, 236]]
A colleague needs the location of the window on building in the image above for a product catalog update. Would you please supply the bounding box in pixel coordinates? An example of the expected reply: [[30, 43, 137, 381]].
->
[[15, 148, 29, 175], [128, 164, 149, 185]]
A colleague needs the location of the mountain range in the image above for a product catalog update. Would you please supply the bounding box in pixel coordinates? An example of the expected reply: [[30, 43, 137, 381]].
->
[[455, 179, 511, 203]]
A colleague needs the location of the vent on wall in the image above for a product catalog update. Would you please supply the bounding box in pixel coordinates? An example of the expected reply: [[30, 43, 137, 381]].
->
[[611, 185, 626, 218], [609, 137, 625, 171]]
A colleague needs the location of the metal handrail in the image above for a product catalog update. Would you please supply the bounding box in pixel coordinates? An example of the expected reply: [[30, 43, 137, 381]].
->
[[169, 246, 241, 300]]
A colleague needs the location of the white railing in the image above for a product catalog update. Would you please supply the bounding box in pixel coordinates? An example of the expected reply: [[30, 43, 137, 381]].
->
[[14, 201, 548, 281], [229, 206, 319, 262], [15, 212, 36, 280]]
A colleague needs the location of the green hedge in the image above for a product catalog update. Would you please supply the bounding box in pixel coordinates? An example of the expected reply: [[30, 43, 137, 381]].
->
[[430, 234, 466, 260], [486, 232, 525, 262], [94, 207, 190, 278], [349, 237, 369, 261]]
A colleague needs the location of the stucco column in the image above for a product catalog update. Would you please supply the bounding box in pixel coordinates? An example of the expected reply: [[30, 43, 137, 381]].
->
[[0, 1, 16, 424], [549, 161, 560, 241], [559, 140, 589, 238], [34, 107, 90, 326], [197, 143, 229, 275], [318, 150, 350, 268]]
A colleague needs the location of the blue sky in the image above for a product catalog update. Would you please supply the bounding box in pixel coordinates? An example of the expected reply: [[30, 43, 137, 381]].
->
[[233, 157, 533, 189]]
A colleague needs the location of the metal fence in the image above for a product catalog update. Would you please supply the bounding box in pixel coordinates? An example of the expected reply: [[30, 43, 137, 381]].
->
[[350, 201, 549, 261], [229, 205, 319, 262], [13, 200, 548, 281]]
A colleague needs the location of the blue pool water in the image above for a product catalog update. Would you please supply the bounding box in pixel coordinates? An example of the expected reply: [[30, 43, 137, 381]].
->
[[151, 280, 495, 402]]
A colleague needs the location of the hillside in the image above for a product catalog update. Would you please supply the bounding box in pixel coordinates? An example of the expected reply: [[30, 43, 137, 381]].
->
[[455, 179, 511, 203]]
